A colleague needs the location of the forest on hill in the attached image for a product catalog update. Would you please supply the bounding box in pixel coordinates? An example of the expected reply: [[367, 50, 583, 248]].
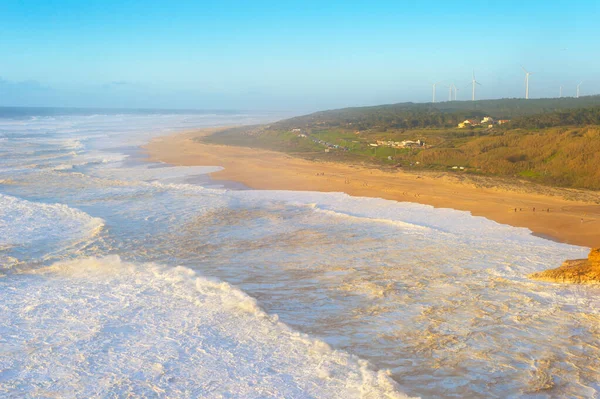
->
[[272, 96, 600, 131], [506, 106, 600, 129]]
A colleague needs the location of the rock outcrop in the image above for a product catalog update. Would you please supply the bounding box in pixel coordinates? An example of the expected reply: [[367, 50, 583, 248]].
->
[[529, 248, 600, 284]]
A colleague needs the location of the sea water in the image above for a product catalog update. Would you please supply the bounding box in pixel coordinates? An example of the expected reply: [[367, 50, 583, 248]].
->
[[0, 109, 598, 398]]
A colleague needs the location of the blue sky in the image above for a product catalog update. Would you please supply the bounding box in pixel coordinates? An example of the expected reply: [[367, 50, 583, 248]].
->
[[0, 0, 598, 111]]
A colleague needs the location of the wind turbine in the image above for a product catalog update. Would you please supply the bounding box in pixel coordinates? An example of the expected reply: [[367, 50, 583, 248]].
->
[[559, 86, 563, 98], [577, 81, 583, 98], [432, 81, 442, 103], [470, 71, 481, 101], [521, 66, 533, 99], [449, 83, 460, 101]]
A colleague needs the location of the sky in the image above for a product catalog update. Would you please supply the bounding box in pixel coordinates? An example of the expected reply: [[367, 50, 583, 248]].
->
[[0, 0, 599, 112]]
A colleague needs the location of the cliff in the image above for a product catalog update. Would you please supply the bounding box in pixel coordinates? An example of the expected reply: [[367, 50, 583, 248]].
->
[[529, 248, 600, 284]]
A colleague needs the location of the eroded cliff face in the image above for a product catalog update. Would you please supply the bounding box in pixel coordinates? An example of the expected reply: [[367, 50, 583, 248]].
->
[[589, 247, 600, 264], [529, 248, 600, 284]]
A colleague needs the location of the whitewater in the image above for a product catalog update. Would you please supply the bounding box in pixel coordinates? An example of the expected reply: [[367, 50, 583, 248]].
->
[[0, 110, 598, 398]]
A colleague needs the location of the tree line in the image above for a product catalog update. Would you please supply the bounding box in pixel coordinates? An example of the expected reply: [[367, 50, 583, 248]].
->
[[273, 96, 600, 131], [504, 106, 600, 129]]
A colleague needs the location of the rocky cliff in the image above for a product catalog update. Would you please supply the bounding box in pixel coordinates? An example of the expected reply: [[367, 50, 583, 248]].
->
[[529, 248, 600, 284]]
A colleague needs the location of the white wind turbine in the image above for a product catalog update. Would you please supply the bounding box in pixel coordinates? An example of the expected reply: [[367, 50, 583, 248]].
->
[[577, 81, 583, 98], [469, 71, 481, 101], [453, 85, 459, 101], [521, 66, 533, 99], [559, 86, 563, 98], [432, 81, 442, 103], [447, 83, 459, 101]]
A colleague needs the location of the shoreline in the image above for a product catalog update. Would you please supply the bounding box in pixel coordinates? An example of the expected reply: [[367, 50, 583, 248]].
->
[[143, 128, 600, 248]]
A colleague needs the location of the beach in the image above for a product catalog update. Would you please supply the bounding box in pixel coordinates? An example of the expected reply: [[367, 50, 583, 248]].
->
[[4, 112, 600, 398], [145, 128, 600, 248]]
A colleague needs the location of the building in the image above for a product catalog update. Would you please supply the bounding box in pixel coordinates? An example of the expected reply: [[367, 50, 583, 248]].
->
[[458, 119, 479, 128], [374, 140, 425, 148], [399, 140, 424, 148]]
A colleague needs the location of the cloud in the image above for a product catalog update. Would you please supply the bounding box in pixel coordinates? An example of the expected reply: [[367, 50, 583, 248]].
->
[[0, 78, 57, 106], [102, 80, 136, 89], [0, 78, 49, 92]]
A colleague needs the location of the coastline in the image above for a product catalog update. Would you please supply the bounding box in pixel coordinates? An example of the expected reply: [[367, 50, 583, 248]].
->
[[143, 128, 600, 248]]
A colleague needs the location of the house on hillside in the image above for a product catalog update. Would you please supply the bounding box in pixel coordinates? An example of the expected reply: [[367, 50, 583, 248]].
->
[[376, 140, 404, 147], [481, 116, 495, 124], [372, 139, 425, 148], [400, 139, 425, 148], [497, 119, 511, 125], [458, 119, 480, 128]]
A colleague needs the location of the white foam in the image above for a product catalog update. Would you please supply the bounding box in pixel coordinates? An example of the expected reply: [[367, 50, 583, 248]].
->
[[0, 256, 413, 398], [0, 194, 104, 264], [232, 189, 589, 248], [90, 164, 222, 183], [309, 204, 430, 233]]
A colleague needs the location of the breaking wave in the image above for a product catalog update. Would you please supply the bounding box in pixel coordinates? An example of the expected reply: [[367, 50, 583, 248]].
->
[[0, 194, 104, 266], [0, 255, 413, 399]]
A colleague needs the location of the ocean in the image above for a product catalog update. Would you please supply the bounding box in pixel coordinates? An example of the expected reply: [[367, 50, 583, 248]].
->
[[0, 108, 598, 398]]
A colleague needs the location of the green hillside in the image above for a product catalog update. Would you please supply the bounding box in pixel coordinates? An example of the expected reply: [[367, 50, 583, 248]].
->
[[204, 97, 600, 190]]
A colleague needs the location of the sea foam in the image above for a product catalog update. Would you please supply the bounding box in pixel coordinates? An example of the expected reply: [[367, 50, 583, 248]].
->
[[0, 255, 413, 399], [0, 194, 104, 266]]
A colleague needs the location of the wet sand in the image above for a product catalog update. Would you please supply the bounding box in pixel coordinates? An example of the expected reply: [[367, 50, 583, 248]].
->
[[144, 128, 600, 248]]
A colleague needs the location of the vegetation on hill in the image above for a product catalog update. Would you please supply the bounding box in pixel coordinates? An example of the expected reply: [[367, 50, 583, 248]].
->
[[506, 106, 600, 129], [203, 97, 600, 190], [273, 96, 600, 131]]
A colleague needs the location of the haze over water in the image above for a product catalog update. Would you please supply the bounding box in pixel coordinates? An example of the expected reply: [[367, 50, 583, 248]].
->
[[1, 110, 599, 398]]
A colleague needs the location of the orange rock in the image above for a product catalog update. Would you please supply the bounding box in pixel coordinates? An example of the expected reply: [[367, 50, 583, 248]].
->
[[529, 248, 600, 284], [588, 247, 600, 264]]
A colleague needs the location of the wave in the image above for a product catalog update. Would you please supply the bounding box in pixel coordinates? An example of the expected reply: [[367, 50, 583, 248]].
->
[[234, 190, 569, 246], [309, 204, 431, 233], [49, 152, 130, 172], [0, 194, 104, 266], [0, 256, 414, 398], [87, 164, 223, 183]]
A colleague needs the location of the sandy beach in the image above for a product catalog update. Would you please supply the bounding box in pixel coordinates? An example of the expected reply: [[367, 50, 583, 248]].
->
[[144, 128, 600, 248]]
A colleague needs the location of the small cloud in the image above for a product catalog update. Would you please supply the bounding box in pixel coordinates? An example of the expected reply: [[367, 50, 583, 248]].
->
[[102, 81, 135, 89], [243, 87, 266, 96], [0, 78, 49, 91]]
